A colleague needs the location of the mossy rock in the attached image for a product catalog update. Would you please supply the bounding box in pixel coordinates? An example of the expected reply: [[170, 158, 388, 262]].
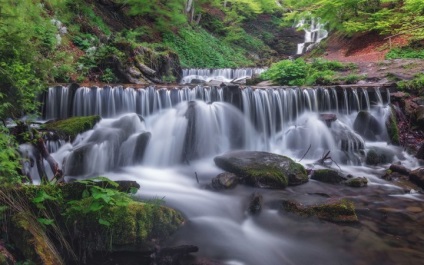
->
[[345, 177, 368, 187], [282, 199, 358, 223], [386, 106, 400, 145], [69, 201, 184, 252], [311, 169, 345, 184], [365, 147, 395, 165], [43, 115, 101, 140], [214, 151, 308, 188]]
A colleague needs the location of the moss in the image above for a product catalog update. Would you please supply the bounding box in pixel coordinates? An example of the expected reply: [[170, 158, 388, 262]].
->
[[67, 201, 184, 252], [245, 166, 289, 188], [43, 115, 101, 140], [282, 199, 358, 223], [387, 107, 400, 145], [345, 177, 368, 188], [366, 150, 380, 165], [311, 169, 344, 184]]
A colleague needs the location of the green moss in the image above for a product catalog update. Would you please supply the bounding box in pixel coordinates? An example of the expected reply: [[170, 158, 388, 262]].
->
[[345, 177, 368, 188], [282, 199, 358, 223], [311, 169, 343, 184], [387, 107, 400, 145], [43, 116, 101, 140], [246, 166, 288, 187]]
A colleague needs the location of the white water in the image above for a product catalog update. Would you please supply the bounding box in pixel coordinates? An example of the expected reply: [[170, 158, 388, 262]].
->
[[181, 68, 267, 84], [40, 85, 424, 264], [296, 17, 328, 55]]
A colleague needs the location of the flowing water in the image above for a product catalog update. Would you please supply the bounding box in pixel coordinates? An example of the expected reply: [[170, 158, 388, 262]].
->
[[296, 18, 328, 55], [40, 85, 424, 265], [180, 68, 266, 84]]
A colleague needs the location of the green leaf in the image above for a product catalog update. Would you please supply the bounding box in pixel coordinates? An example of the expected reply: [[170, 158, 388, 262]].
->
[[88, 201, 104, 212], [98, 218, 110, 226], [37, 218, 54, 225]]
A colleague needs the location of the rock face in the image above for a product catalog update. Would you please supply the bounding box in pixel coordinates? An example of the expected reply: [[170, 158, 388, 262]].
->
[[311, 169, 346, 184], [353, 111, 382, 140], [214, 151, 308, 188], [282, 199, 358, 223], [365, 147, 395, 165]]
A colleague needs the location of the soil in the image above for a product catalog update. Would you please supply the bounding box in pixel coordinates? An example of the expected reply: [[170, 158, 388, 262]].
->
[[319, 33, 424, 83]]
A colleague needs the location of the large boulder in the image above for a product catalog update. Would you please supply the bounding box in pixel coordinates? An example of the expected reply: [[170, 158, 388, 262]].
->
[[353, 111, 382, 140], [214, 151, 308, 188]]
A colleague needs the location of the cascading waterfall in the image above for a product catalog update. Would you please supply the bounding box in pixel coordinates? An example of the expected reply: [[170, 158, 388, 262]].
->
[[38, 84, 421, 265], [296, 17, 328, 55], [180, 68, 267, 84]]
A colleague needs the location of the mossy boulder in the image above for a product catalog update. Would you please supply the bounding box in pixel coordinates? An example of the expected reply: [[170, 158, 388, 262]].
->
[[282, 199, 358, 223], [43, 115, 101, 140], [69, 201, 184, 253], [345, 177, 368, 187], [214, 151, 308, 188], [311, 169, 346, 184]]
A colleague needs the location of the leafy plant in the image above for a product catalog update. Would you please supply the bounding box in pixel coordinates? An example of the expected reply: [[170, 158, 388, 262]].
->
[[101, 68, 118, 83], [65, 177, 134, 226]]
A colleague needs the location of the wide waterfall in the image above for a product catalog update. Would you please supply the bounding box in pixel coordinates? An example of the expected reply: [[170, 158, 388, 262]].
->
[[40, 84, 422, 265]]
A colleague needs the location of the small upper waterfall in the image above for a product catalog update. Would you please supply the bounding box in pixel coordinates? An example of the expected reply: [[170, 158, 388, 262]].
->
[[296, 17, 328, 55], [180, 68, 266, 84]]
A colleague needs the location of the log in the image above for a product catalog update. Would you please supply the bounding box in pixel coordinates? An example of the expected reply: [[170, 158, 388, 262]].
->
[[135, 61, 156, 77], [35, 137, 63, 183]]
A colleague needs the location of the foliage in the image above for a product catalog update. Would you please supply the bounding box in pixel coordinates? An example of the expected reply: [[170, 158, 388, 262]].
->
[[397, 73, 424, 94], [163, 27, 253, 68], [64, 177, 133, 226], [101, 68, 118, 83], [0, 127, 22, 184], [284, 0, 424, 40], [386, 47, 424, 59], [261, 58, 354, 86]]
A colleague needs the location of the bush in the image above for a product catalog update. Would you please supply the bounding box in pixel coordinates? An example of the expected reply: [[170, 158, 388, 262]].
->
[[386, 47, 424, 59]]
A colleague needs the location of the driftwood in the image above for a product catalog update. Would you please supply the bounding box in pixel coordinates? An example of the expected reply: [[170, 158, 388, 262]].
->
[[314, 151, 341, 170], [35, 137, 64, 183]]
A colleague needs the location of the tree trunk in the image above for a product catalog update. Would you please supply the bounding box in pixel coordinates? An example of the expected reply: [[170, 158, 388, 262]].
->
[[35, 137, 63, 183]]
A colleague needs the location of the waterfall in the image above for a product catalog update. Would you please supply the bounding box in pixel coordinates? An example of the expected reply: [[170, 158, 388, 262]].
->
[[296, 17, 328, 55], [42, 85, 393, 177], [181, 68, 267, 84], [34, 83, 423, 265]]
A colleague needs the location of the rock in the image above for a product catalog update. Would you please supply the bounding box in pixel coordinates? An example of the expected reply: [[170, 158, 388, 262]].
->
[[133, 132, 151, 163], [214, 151, 308, 188], [386, 106, 400, 145], [311, 169, 346, 184], [416, 143, 424, 159], [409, 168, 424, 189], [43, 115, 101, 140], [413, 97, 424, 106], [247, 192, 263, 215], [415, 106, 424, 128], [282, 199, 358, 223], [345, 177, 368, 187], [319, 113, 337, 127], [190, 78, 206, 84], [353, 111, 382, 140], [389, 164, 411, 175], [211, 172, 238, 190], [365, 147, 395, 165]]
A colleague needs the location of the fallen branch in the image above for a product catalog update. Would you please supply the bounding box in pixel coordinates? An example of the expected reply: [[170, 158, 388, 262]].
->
[[298, 144, 312, 162]]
